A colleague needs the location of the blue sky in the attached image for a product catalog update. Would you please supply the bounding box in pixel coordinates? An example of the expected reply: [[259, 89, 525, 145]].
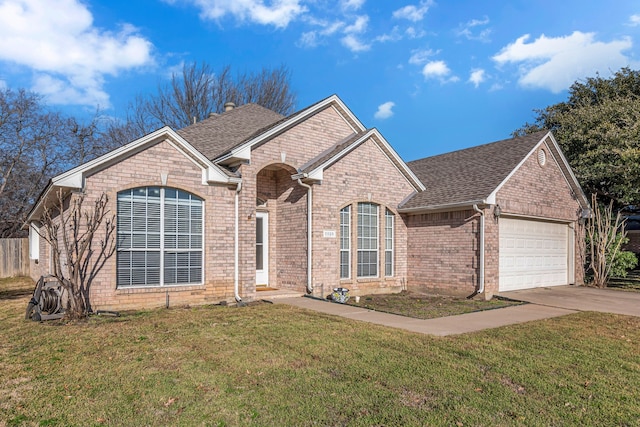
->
[[0, 0, 638, 161]]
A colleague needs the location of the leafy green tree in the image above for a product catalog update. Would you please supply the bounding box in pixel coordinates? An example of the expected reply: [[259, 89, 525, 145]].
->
[[515, 68, 640, 207]]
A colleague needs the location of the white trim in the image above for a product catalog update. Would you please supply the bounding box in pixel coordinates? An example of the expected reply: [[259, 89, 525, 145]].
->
[[384, 208, 394, 277], [339, 205, 351, 279], [29, 222, 40, 260], [219, 95, 367, 164], [487, 131, 588, 209], [300, 129, 425, 192], [27, 127, 232, 224], [398, 200, 487, 214], [255, 211, 269, 286], [356, 202, 379, 278]]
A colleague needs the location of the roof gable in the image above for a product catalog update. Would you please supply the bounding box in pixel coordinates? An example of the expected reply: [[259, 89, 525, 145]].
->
[[400, 130, 587, 212], [177, 103, 284, 160], [27, 127, 234, 223], [215, 94, 367, 164], [295, 129, 425, 192]]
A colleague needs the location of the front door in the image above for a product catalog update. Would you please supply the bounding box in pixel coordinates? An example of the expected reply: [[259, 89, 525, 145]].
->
[[256, 212, 269, 286]]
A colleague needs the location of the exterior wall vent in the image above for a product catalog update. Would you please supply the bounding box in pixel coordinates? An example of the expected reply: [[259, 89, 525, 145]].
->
[[538, 148, 547, 166]]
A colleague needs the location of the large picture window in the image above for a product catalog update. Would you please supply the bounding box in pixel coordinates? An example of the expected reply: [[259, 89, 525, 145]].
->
[[357, 202, 378, 277], [117, 187, 203, 287]]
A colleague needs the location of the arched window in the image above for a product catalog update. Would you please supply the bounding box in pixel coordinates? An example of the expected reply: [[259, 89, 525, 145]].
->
[[116, 187, 203, 287]]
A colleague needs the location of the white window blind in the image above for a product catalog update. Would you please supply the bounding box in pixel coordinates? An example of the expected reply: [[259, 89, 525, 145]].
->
[[117, 187, 203, 287], [339, 206, 351, 279], [357, 202, 378, 277]]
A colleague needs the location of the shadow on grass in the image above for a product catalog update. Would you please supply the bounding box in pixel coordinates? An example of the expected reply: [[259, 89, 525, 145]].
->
[[0, 287, 33, 301]]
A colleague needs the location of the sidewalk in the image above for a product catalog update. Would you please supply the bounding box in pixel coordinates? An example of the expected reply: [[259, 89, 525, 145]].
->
[[275, 296, 576, 336]]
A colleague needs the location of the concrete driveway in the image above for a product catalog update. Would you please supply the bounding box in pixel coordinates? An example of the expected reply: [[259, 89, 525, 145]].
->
[[500, 285, 640, 317]]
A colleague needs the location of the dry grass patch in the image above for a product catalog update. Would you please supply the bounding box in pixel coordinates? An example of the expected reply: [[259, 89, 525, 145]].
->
[[348, 290, 523, 319]]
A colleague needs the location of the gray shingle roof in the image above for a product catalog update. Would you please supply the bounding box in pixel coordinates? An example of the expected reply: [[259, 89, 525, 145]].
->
[[176, 103, 284, 160], [401, 130, 549, 210]]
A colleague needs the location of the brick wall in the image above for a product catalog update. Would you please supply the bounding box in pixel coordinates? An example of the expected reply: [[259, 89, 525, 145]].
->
[[493, 140, 585, 292], [236, 106, 358, 300], [77, 139, 237, 311], [406, 210, 479, 296], [239, 106, 417, 298], [405, 139, 586, 297], [312, 138, 415, 297]]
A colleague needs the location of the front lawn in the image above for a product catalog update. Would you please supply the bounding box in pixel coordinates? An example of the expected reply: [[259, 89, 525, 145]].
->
[[347, 290, 523, 319], [1, 277, 639, 426]]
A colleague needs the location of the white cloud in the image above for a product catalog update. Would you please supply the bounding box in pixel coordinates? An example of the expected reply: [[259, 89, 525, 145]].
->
[[375, 26, 402, 43], [493, 31, 633, 93], [405, 26, 426, 39], [408, 48, 436, 65], [468, 68, 485, 88], [341, 34, 370, 52], [392, 1, 432, 22], [344, 15, 368, 34], [341, 0, 365, 11], [457, 16, 491, 42], [422, 60, 459, 83], [374, 101, 395, 119], [629, 14, 640, 26], [0, 0, 153, 107], [0, 80, 6, 90], [340, 15, 371, 52], [184, 0, 307, 28]]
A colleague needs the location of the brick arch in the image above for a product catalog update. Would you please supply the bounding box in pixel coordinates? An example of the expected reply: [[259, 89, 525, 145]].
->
[[255, 163, 308, 292]]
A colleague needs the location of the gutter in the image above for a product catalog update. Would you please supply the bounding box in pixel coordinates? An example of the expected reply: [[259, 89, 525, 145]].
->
[[297, 178, 314, 293], [234, 182, 242, 302], [472, 204, 485, 296], [398, 199, 488, 214]]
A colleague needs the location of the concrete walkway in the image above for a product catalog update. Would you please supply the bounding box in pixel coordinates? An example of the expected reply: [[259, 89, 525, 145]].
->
[[500, 285, 640, 317], [275, 285, 639, 336], [275, 296, 576, 336]]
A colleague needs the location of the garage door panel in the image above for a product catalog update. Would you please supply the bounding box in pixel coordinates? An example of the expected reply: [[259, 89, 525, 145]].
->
[[499, 218, 569, 291]]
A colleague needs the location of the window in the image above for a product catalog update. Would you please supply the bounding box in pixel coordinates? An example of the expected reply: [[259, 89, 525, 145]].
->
[[29, 222, 40, 261], [385, 209, 394, 276], [357, 202, 378, 277], [340, 206, 351, 279], [117, 187, 203, 287]]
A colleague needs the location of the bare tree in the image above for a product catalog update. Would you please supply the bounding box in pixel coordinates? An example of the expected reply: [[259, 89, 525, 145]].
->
[[39, 190, 116, 319], [0, 89, 68, 237], [128, 62, 296, 132], [586, 194, 637, 287]]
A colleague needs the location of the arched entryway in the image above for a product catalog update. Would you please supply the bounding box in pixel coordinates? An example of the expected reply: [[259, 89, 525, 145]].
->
[[255, 164, 308, 292]]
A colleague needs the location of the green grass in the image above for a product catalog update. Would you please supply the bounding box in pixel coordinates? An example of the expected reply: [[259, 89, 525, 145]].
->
[[1, 277, 639, 426], [347, 290, 523, 319]]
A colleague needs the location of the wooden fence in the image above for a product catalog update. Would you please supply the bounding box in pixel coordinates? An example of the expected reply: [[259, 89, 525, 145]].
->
[[0, 238, 30, 278]]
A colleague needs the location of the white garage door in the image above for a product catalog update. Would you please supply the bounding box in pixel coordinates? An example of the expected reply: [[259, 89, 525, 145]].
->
[[499, 218, 569, 292]]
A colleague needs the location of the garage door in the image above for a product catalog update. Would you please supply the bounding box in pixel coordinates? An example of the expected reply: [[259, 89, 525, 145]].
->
[[499, 218, 569, 291]]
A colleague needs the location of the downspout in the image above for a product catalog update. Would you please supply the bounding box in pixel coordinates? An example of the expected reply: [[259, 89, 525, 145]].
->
[[297, 179, 314, 293], [234, 182, 242, 302], [472, 204, 485, 296]]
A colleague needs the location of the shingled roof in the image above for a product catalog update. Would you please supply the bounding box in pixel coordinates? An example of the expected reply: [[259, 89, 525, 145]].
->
[[176, 103, 284, 160], [400, 130, 551, 211]]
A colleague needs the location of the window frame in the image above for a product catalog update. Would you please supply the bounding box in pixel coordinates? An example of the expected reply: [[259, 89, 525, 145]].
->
[[385, 209, 394, 277], [116, 187, 204, 288], [339, 205, 351, 279], [357, 202, 379, 278]]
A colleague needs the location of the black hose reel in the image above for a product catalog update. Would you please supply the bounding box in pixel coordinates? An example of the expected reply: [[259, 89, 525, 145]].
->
[[25, 276, 66, 321]]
